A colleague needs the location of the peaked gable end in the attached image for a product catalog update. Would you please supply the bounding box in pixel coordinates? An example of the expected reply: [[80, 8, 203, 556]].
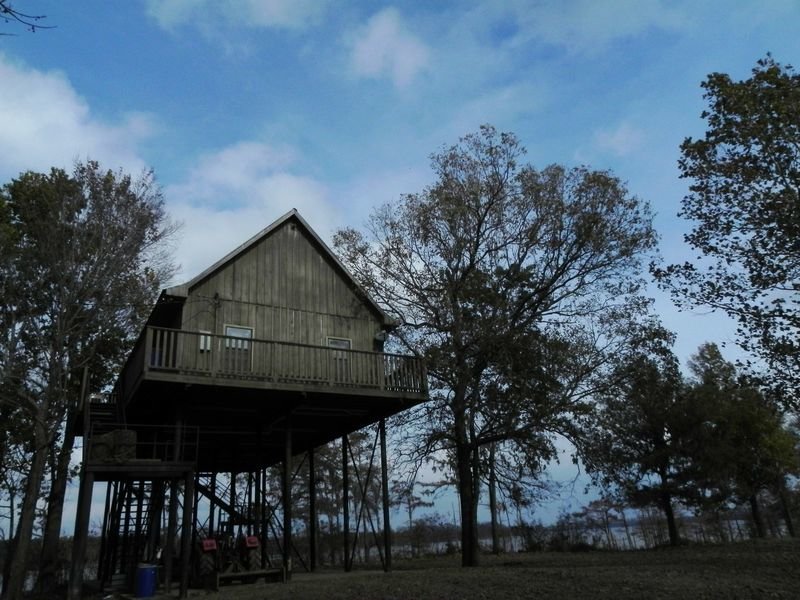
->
[[191, 217, 373, 319], [168, 210, 390, 326]]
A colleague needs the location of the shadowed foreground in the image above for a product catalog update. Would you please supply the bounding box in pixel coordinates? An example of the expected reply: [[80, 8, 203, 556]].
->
[[119, 538, 799, 600]]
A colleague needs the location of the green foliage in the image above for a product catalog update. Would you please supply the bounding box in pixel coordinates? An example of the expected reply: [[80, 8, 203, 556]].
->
[[682, 344, 799, 511], [1, 162, 177, 414], [586, 337, 799, 544], [583, 324, 689, 546], [0, 161, 177, 599], [654, 56, 800, 406]]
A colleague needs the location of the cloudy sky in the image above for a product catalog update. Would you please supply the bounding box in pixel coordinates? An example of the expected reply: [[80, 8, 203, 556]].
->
[[3, 0, 798, 363], [2, 0, 798, 521]]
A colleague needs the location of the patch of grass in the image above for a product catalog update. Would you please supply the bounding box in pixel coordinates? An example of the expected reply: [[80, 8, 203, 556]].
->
[[180, 539, 799, 599]]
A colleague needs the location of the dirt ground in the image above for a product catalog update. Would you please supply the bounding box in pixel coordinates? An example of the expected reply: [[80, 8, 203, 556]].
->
[[127, 538, 800, 600]]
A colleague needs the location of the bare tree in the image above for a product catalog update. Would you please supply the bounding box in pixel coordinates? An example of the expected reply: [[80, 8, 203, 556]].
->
[[0, 0, 51, 34], [334, 126, 656, 565]]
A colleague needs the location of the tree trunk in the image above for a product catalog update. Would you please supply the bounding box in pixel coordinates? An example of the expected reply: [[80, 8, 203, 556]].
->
[[36, 408, 77, 595], [777, 477, 796, 537], [451, 385, 480, 567], [620, 509, 634, 550], [715, 511, 728, 543], [1, 412, 49, 600], [749, 494, 767, 538], [488, 444, 499, 554], [455, 435, 478, 565], [660, 492, 679, 546], [469, 414, 482, 560], [603, 509, 615, 549]]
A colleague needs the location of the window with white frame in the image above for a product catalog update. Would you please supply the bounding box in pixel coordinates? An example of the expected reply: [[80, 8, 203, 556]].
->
[[199, 330, 212, 352], [223, 324, 253, 373], [224, 325, 253, 349]]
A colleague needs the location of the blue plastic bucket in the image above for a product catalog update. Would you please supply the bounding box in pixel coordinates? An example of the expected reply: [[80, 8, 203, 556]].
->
[[135, 563, 157, 598]]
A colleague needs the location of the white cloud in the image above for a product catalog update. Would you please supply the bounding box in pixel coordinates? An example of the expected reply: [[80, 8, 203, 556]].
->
[[146, 0, 329, 31], [448, 82, 549, 138], [164, 141, 340, 281], [348, 8, 430, 89], [593, 121, 645, 157], [243, 0, 328, 28], [0, 55, 153, 181], [144, 0, 202, 29], [508, 0, 687, 54]]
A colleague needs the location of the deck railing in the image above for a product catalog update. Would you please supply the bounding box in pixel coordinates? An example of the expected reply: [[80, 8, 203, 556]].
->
[[86, 421, 200, 465], [140, 327, 427, 395]]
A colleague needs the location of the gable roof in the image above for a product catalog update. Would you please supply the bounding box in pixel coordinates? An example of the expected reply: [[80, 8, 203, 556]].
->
[[164, 208, 395, 327]]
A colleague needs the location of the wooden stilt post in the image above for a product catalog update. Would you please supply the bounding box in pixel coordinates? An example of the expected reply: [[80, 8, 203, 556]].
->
[[164, 480, 178, 593], [67, 470, 94, 600], [97, 481, 113, 585], [192, 473, 200, 552], [256, 422, 265, 567], [145, 480, 164, 563], [247, 472, 253, 536], [283, 415, 293, 580], [209, 473, 216, 537], [229, 472, 236, 536], [254, 468, 261, 541], [380, 419, 392, 572], [121, 483, 133, 580], [261, 468, 269, 566], [166, 406, 185, 592], [342, 434, 351, 572], [134, 480, 145, 562], [179, 471, 195, 598], [309, 448, 317, 572], [107, 482, 125, 586]]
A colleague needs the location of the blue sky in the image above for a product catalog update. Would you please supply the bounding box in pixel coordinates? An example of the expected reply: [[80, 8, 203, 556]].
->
[[2, 0, 799, 526]]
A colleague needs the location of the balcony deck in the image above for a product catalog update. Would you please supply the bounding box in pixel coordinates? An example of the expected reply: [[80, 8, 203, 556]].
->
[[115, 326, 427, 405], [108, 327, 428, 471]]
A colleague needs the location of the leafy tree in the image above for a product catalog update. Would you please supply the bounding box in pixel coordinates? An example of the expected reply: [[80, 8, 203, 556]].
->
[[0, 162, 177, 600], [334, 126, 656, 565], [583, 325, 691, 546], [683, 343, 799, 537], [653, 56, 800, 407]]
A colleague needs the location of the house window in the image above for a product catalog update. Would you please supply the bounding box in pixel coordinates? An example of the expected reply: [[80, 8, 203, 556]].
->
[[223, 325, 253, 373], [199, 330, 212, 352], [327, 337, 352, 351], [224, 325, 253, 350]]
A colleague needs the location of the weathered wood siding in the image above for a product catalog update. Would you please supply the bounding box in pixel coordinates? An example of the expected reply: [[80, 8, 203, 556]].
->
[[179, 218, 381, 350]]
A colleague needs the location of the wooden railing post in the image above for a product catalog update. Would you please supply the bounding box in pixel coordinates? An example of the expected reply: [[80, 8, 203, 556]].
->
[[174, 329, 183, 370], [212, 334, 220, 377], [328, 347, 335, 387], [269, 339, 274, 380], [144, 327, 153, 372]]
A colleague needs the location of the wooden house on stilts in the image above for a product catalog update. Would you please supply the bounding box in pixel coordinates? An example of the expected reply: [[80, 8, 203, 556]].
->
[[69, 209, 427, 598]]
